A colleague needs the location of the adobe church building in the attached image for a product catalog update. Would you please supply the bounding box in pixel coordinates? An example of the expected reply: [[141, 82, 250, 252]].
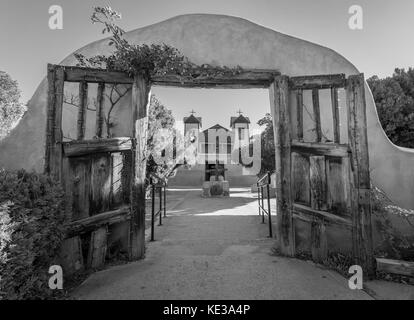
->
[[168, 111, 258, 187], [0, 13, 413, 245]]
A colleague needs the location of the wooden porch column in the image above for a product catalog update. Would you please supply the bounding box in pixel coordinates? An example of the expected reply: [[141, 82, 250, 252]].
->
[[346, 73, 375, 278], [269, 75, 295, 256], [129, 74, 151, 260]]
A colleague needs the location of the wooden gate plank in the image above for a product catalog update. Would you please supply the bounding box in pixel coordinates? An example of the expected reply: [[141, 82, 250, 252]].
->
[[111, 152, 124, 206], [60, 236, 84, 275], [296, 89, 304, 141], [312, 89, 322, 142], [68, 157, 91, 220], [45, 64, 64, 181], [95, 82, 105, 138], [45, 64, 56, 174], [309, 155, 328, 262], [292, 152, 310, 205], [309, 156, 327, 211], [270, 75, 294, 256], [311, 221, 328, 263], [346, 73, 374, 277], [331, 87, 340, 143], [90, 154, 112, 215], [66, 206, 130, 237], [87, 227, 108, 269], [326, 157, 351, 216], [77, 81, 88, 140]]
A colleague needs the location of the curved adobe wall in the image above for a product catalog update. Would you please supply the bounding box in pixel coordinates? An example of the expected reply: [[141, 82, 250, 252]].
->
[[1, 14, 414, 211]]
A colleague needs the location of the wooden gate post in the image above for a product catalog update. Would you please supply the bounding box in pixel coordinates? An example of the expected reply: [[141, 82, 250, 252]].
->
[[346, 73, 375, 278], [45, 64, 64, 181], [269, 75, 295, 256], [129, 74, 151, 260]]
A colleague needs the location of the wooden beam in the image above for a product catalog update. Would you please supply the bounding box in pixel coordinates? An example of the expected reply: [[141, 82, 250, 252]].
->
[[95, 82, 105, 138], [311, 221, 328, 264], [53, 67, 65, 182], [292, 152, 310, 205], [309, 155, 328, 264], [312, 89, 322, 142], [90, 155, 112, 214], [376, 258, 414, 277], [66, 206, 130, 237], [77, 81, 88, 140], [290, 74, 346, 90], [45, 64, 65, 181], [296, 89, 304, 140], [64, 66, 133, 84], [87, 227, 108, 269], [291, 140, 350, 157], [346, 73, 375, 277], [63, 137, 132, 157], [326, 157, 351, 216], [60, 236, 84, 275], [151, 69, 280, 88], [292, 203, 352, 228], [45, 64, 56, 175], [66, 157, 91, 221], [331, 87, 340, 143], [269, 75, 295, 256], [129, 75, 151, 260], [310, 156, 327, 211], [60, 64, 281, 88]]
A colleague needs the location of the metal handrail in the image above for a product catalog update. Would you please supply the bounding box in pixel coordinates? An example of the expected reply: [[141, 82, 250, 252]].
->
[[149, 173, 167, 241], [257, 171, 273, 238], [257, 172, 271, 185]]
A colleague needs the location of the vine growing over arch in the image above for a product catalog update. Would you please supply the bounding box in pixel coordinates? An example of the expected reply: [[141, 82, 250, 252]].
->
[[75, 6, 243, 81]]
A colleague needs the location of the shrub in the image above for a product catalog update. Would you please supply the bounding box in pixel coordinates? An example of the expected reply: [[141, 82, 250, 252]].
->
[[371, 185, 414, 261], [0, 169, 66, 300], [367, 69, 414, 148]]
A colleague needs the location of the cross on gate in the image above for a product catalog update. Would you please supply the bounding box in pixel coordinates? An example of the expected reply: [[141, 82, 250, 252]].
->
[[237, 109, 243, 115], [190, 109, 196, 115]]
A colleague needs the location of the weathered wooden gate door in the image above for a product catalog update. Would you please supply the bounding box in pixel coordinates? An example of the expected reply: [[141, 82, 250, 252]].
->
[[270, 74, 374, 276], [45, 64, 149, 274]]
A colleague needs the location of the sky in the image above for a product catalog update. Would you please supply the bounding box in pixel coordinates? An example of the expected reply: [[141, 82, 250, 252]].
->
[[1, 0, 413, 130]]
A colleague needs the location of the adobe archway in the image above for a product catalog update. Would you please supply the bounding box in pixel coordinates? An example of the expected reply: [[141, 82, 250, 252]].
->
[[44, 62, 374, 275]]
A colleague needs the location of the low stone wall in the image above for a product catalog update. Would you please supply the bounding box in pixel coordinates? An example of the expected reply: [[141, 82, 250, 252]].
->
[[202, 180, 230, 197]]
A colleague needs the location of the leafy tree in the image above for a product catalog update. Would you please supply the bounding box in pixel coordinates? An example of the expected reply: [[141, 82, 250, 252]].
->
[[146, 94, 175, 181], [367, 68, 414, 148], [0, 71, 26, 139], [146, 95, 196, 183], [257, 113, 275, 176]]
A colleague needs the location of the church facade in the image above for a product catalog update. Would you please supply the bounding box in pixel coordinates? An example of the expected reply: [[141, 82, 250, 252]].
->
[[168, 112, 258, 187]]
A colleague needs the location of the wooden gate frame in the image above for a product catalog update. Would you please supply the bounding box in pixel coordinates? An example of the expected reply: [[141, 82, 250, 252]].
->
[[45, 64, 373, 275], [45, 64, 281, 265]]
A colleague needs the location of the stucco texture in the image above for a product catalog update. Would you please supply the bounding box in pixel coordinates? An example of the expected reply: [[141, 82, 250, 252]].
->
[[1, 14, 413, 211]]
